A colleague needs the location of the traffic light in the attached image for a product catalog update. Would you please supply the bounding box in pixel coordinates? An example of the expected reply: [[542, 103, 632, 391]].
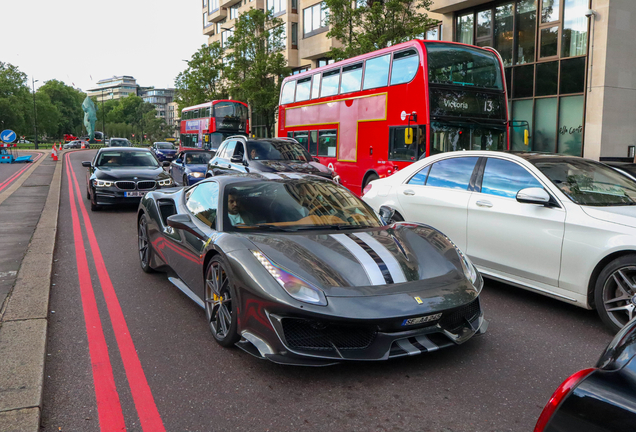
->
[[132, 134, 135, 137], [144, 134, 147, 139]]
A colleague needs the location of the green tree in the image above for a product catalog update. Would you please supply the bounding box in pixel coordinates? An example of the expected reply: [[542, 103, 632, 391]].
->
[[224, 9, 290, 137], [0, 62, 31, 136], [38, 79, 85, 138], [175, 42, 228, 110], [324, 0, 436, 61]]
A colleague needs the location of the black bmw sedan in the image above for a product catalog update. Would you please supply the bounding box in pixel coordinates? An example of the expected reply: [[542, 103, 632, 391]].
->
[[83, 147, 173, 211], [206, 137, 335, 180], [137, 173, 487, 365]]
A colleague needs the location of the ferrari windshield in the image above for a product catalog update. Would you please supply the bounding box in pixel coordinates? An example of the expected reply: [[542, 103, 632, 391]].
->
[[247, 141, 312, 162], [224, 179, 383, 231], [534, 158, 636, 206], [96, 151, 160, 168]]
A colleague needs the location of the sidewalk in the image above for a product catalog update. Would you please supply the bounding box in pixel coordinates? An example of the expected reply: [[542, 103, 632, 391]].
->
[[0, 151, 63, 432]]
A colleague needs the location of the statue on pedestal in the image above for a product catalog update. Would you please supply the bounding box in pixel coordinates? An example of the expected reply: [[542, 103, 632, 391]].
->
[[82, 96, 98, 143]]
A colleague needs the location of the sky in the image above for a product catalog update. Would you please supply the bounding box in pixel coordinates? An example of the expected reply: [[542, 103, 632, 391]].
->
[[0, 0, 208, 92]]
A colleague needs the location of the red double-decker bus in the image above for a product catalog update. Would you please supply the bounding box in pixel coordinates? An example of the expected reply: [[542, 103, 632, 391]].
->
[[180, 100, 249, 150], [278, 40, 509, 195]]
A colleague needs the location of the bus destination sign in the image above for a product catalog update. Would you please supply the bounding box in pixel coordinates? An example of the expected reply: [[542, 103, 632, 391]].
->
[[216, 118, 246, 132], [429, 89, 505, 120]]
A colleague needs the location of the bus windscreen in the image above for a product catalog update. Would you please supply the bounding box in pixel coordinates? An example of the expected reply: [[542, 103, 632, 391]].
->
[[426, 43, 503, 90]]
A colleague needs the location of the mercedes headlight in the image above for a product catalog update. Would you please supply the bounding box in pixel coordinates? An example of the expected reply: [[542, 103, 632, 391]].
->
[[158, 178, 173, 186], [93, 179, 113, 187], [191, 172, 204, 178], [251, 250, 327, 306]]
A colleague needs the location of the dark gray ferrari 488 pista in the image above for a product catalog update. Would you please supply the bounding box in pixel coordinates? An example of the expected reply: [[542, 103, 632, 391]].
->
[[137, 173, 488, 365]]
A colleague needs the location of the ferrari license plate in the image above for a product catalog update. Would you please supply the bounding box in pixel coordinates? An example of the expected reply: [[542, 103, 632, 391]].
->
[[402, 313, 442, 326], [125, 191, 145, 197]]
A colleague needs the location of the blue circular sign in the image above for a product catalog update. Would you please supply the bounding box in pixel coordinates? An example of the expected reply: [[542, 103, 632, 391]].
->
[[1, 130, 17, 143]]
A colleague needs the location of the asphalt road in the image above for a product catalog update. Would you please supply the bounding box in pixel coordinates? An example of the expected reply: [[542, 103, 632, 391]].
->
[[0, 152, 39, 185], [42, 150, 614, 432]]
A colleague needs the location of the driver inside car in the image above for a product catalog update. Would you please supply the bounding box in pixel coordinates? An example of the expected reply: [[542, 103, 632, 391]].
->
[[227, 189, 253, 226]]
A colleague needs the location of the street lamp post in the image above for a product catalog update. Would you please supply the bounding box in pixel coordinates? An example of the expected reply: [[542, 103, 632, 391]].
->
[[101, 89, 106, 141], [32, 77, 38, 150]]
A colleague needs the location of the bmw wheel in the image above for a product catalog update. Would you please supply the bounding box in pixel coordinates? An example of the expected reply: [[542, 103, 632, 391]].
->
[[138, 214, 155, 273], [205, 256, 239, 347], [595, 254, 636, 333]]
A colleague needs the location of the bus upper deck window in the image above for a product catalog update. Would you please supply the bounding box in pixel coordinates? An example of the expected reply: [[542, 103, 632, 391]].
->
[[281, 80, 296, 104], [340, 63, 363, 94], [390, 49, 419, 86], [311, 74, 321, 99], [321, 69, 340, 97], [295, 77, 312, 102], [363, 54, 390, 90]]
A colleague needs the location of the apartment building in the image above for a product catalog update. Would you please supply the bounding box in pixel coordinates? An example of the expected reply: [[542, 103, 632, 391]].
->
[[139, 88, 176, 123], [87, 76, 139, 102], [167, 101, 181, 138]]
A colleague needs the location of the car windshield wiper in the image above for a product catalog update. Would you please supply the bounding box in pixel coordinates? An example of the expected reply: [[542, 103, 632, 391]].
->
[[290, 224, 375, 231], [234, 224, 296, 232]]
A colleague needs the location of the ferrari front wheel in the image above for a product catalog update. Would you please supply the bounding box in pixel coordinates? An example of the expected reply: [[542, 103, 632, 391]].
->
[[205, 256, 239, 347], [138, 214, 155, 273]]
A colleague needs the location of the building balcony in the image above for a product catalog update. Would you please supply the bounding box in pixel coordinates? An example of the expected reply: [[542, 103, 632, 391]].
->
[[209, 6, 227, 22], [430, 0, 490, 14], [220, 0, 241, 9]]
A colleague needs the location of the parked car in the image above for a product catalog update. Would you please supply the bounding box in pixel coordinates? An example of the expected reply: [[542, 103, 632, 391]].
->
[[169, 149, 215, 186], [83, 147, 173, 211], [534, 317, 636, 431], [108, 138, 132, 147], [604, 161, 636, 181], [137, 173, 487, 365], [150, 142, 177, 162], [206, 136, 334, 180], [363, 151, 636, 333], [63, 140, 88, 149]]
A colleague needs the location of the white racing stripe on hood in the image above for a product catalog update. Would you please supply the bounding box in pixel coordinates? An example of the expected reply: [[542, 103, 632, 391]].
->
[[354, 232, 407, 283], [329, 234, 385, 285]]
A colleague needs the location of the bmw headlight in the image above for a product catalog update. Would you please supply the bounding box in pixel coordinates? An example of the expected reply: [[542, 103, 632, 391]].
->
[[251, 250, 327, 306], [191, 172, 204, 178], [158, 178, 173, 186], [93, 179, 113, 187]]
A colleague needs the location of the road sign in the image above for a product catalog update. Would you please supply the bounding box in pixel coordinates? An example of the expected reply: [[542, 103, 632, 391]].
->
[[1, 130, 17, 143]]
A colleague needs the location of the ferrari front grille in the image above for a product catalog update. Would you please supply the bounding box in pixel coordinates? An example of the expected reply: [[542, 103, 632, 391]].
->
[[115, 181, 136, 190], [439, 298, 481, 334], [137, 180, 156, 190], [281, 318, 376, 351]]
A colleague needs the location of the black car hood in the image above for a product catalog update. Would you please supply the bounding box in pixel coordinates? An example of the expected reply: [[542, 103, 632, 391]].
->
[[94, 166, 169, 181], [251, 160, 331, 177], [241, 223, 474, 297]]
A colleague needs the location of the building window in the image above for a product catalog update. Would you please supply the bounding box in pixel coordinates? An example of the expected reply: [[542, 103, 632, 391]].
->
[[267, 0, 285, 15], [203, 0, 207, 7], [291, 66, 310, 75], [316, 57, 334, 68], [230, 4, 239, 19], [456, 12, 474, 44], [425, 24, 442, 40], [222, 28, 234, 47], [209, 0, 219, 13], [203, 12, 213, 28], [303, 2, 329, 37], [216, 19, 225, 35], [291, 0, 298, 13], [291, 22, 298, 48]]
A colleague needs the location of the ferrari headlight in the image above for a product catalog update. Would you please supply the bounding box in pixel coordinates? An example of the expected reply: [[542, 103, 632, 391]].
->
[[93, 179, 113, 187], [158, 178, 173, 186], [191, 172, 204, 178], [251, 250, 327, 306]]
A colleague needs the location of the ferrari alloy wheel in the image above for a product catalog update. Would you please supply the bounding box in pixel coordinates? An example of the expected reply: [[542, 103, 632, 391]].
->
[[138, 214, 155, 273], [205, 257, 239, 347], [595, 254, 636, 333]]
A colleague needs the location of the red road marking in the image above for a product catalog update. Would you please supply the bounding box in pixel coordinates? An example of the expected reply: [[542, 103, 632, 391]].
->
[[0, 153, 43, 193], [66, 152, 166, 432], [65, 152, 127, 431]]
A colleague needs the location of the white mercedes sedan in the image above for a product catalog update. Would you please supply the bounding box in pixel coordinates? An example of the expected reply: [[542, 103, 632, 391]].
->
[[363, 151, 636, 333]]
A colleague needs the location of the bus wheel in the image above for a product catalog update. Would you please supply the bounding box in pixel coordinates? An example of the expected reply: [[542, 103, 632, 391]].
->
[[362, 173, 379, 194]]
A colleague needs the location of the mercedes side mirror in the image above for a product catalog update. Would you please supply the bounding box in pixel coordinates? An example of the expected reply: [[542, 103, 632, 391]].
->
[[378, 206, 396, 224], [162, 161, 171, 167], [175, 158, 182, 164], [230, 155, 244, 164], [313, 157, 320, 162], [516, 187, 551, 205], [82, 161, 91, 167]]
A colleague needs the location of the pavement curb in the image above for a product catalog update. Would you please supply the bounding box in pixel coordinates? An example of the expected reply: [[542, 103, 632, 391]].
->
[[0, 149, 63, 431]]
